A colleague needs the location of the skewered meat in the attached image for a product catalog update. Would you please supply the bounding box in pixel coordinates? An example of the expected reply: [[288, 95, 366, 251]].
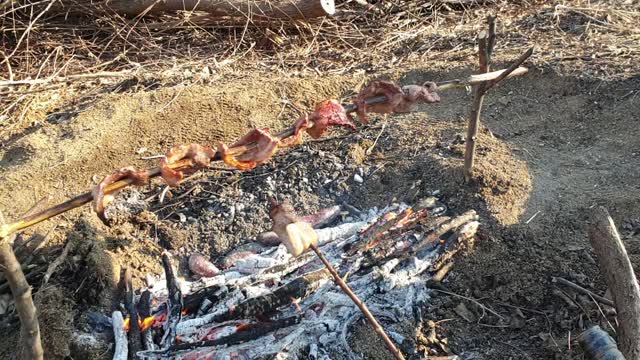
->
[[396, 82, 441, 112], [92, 167, 149, 224], [280, 100, 356, 145], [354, 81, 404, 124], [160, 144, 216, 187], [218, 128, 279, 170], [268, 199, 318, 257], [354, 80, 440, 123], [188, 253, 220, 278]]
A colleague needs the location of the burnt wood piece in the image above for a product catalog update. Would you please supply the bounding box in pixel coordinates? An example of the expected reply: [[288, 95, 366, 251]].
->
[[123, 268, 142, 358], [169, 315, 301, 352], [214, 269, 329, 322], [161, 252, 183, 348], [588, 206, 640, 359], [137, 290, 156, 351]]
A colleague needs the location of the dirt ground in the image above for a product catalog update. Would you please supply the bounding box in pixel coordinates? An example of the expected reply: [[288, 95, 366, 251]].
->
[[1, 1, 640, 359]]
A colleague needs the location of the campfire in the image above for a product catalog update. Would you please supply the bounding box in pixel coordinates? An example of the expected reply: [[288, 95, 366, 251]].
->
[[100, 196, 479, 359]]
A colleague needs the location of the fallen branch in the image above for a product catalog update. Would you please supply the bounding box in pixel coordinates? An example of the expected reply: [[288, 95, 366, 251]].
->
[[0, 214, 43, 360], [310, 243, 405, 360], [0, 69, 529, 243], [588, 206, 640, 360], [552, 276, 614, 308]]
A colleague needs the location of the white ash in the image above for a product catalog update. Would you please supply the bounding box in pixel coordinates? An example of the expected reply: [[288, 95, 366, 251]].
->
[[135, 201, 477, 359]]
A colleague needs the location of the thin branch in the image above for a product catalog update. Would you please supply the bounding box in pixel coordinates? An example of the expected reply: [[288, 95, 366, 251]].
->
[[552, 276, 614, 308], [310, 243, 405, 360], [42, 237, 75, 285], [485, 47, 534, 91]]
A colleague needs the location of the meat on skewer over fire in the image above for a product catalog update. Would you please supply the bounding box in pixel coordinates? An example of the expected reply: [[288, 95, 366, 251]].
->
[[91, 80, 440, 226], [354, 80, 440, 123]]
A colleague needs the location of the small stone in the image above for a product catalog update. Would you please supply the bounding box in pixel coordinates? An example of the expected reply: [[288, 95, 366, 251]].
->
[[353, 174, 364, 183], [177, 213, 187, 223]]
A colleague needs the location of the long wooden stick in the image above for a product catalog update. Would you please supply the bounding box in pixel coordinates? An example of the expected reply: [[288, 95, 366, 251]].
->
[[0, 68, 529, 243], [309, 243, 405, 360], [588, 206, 640, 360]]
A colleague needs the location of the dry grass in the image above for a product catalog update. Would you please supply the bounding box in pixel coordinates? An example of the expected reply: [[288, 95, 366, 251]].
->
[[0, 0, 638, 143]]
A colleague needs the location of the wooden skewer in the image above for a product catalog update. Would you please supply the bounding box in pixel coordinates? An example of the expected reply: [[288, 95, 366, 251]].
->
[[310, 243, 405, 360], [0, 66, 530, 242]]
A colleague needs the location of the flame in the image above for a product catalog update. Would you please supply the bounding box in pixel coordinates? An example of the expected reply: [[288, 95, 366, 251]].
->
[[393, 209, 414, 228], [122, 313, 167, 332], [140, 315, 156, 332], [235, 322, 250, 331], [383, 212, 398, 221]]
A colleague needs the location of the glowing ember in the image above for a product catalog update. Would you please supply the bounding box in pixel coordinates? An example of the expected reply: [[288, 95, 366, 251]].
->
[[122, 313, 166, 332]]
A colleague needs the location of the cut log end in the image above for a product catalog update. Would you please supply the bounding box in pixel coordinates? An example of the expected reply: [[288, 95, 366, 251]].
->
[[320, 0, 336, 16]]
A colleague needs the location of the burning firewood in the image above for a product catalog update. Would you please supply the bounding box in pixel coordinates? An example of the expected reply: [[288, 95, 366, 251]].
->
[[127, 199, 481, 359], [160, 252, 183, 349], [112, 311, 128, 360], [122, 267, 142, 358]]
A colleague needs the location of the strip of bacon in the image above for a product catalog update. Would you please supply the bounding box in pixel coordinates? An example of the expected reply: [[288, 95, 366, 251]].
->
[[354, 80, 440, 123], [160, 144, 216, 187], [92, 167, 149, 224], [218, 128, 279, 170]]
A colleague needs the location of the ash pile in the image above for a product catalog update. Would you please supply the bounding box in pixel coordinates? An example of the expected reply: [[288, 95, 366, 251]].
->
[[105, 196, 479, 359]]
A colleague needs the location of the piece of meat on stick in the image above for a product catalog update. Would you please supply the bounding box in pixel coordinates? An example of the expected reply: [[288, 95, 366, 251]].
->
[[354, 80, 441, 123], [396, 81, 441, 112], [354, 81, 404, 124], [160, 144, 216, 187], [92, 167, 149, 225], [268, 199, 318, 257], [218, 128, 279, 171], [280, 100, 356, 146]]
